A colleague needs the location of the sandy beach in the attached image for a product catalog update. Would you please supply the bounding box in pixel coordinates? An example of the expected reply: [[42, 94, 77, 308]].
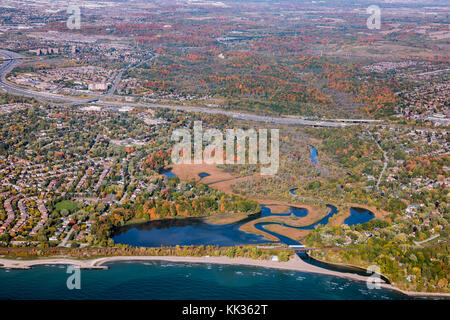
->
[[0, 255, 448, 298], [0, 165, 437, 298]]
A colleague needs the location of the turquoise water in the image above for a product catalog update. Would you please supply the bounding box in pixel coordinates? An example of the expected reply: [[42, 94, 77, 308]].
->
[[0, 261, 408, 300]]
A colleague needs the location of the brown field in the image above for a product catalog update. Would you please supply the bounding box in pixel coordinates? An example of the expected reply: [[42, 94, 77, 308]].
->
[[204, 213, 251, 225], [170, 163, 260, 194], [264, 224, 310, 241], [171, 163, 233, 183], [329, 209, 350, 226], [239, 220, 280, 242], [260, 203, 291, 214], [208, 175, 261, 194], [328, 42, 441, 60]]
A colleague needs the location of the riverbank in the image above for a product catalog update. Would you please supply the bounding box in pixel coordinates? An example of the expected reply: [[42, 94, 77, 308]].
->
[[169, 163, 328, 241], [329, 203, 389, 227], [239, 202, 329, 242], [204, 213, 253, 225], [0, 255, 448, 298]]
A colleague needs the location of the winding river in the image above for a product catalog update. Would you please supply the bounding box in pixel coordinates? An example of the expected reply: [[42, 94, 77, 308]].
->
[[127, 170, 374, 248], [114, 169, 377, 280], [116, 170, 375, 253], [1, 169, 399, 300]]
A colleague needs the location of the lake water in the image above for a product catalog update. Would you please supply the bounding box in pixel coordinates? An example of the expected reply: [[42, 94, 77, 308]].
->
[[345, 207, 375, 225], [113, 203, 319, 247], [113, 204, 374, 248], [0, 169, 382, 300], [0, 261, 408, 300], [113, 215, 270, 247]]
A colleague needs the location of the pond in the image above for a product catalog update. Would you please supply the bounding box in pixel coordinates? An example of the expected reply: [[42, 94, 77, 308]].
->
[[198, 172, 211, 179], [310, 145, 319, 164], [344, 207, 375, 226]]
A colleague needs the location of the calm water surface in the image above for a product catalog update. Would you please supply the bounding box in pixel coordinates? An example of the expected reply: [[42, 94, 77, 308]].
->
[[345, 208, 375, 225], [198, 172, 211, 179], [113, 216, 270, 247], [0, 169, 383, 300], [0, 261, 408, 300], [310, 146, 319, 164]]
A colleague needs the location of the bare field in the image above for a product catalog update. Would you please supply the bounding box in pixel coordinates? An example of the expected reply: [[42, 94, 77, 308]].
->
[[170, 163, 259, 194], [204, 213, 251, 225], [264, 224, 310, 241]]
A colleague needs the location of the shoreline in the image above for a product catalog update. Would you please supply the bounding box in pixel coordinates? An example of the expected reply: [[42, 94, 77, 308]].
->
[[0, 255, 449, 298]]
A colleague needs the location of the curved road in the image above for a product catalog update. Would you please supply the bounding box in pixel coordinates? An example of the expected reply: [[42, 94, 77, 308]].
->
[[375, 138, 388, 190]]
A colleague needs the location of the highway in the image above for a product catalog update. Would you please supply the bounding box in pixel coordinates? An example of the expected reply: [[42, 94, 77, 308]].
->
[[95, 100, 354, 127], [0, 49, 89, 103], [0, 49, 373, 128]]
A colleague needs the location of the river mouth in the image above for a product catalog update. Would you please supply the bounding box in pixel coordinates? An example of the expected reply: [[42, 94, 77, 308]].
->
[[112, 203, 314, 248], [113, 204, 375, 248], [114, 168, 376, 280]]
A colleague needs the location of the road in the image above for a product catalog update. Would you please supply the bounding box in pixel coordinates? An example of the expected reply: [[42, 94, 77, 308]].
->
[[59, 228, 74, 247], [417, 68, 450, 76], [96, 100, 356, 127], [0, 49, 377, 128], [413, 234, 440, 247], [374, 137, 388, 190], [0, 49, 89, 103], [104, 53, 159, 98]]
